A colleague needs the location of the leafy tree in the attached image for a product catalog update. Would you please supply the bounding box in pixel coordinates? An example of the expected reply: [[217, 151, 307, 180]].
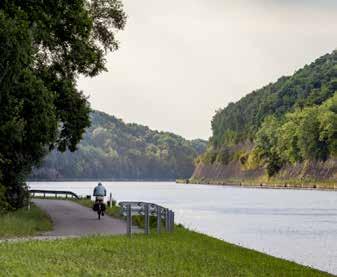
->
[[277, 119, 301, 164], [318, 94, 337, 156], [254, 116, 283, 176], [297, 108, 328, 161], [0, 1, 126, 208]]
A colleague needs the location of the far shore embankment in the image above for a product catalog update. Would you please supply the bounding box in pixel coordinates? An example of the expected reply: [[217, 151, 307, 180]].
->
[[185, 178, 337, 191], [189, 160, 337, 191], [28, 178, 176, 182]]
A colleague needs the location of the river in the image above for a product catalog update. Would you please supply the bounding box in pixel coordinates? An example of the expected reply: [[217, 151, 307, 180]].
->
[[28, 181, 337, 274]]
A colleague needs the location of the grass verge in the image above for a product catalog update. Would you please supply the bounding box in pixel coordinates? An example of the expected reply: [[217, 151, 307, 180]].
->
[[0, 205, 52, 239], [0, 227, 331, 276]]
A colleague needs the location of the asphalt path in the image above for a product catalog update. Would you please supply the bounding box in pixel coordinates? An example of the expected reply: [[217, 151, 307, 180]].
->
[[33, 199, 134, 236]]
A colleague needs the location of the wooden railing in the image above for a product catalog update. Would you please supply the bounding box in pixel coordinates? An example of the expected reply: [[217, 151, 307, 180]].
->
[[29, 189, 80, 200], [119, 201, 175, 236]]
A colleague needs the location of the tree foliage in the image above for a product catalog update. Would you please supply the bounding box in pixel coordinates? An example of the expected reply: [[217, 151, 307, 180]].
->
[[254, 94, 337, 176], [202, 50, 337, 177], [211, 51, 337, 148], [31, 111, 207, 180], [0, 1, 126, 208]]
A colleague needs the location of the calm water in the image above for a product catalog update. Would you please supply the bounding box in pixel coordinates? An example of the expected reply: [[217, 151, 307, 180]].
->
[[29, 181, 337, 274]]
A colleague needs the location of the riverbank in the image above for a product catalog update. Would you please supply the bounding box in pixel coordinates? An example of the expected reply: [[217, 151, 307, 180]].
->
[[189, 177, 337, 191], [0, 227, 332, 276], [0, 205, 52, 239], [191, 159, 337, 191], [28, 178, 176, 182]]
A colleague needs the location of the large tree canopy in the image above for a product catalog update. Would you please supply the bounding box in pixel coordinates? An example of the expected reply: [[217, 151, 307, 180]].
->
[[0, 1, 126, 209]]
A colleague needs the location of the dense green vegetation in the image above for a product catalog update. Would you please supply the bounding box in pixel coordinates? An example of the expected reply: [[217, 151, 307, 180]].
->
[[0, 205, 52, 239], [31, 111, 207, 180], [200, 50, 337, 178], [253, 94, 337, 176], [0, 228, 331, 276], [0, 1, 126, 209]]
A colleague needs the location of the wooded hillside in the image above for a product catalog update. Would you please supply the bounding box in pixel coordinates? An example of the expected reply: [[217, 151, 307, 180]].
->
[[197, 50, 337, 180], [31, 111, 207, 180]]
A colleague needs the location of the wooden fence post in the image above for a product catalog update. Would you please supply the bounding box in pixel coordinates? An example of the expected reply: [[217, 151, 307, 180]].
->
[[144, 203, 150, 235], [156, 206, 161, 234], [127, 204, 132, 237]]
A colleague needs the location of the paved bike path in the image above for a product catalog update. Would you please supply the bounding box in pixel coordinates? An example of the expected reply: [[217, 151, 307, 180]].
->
[[33, 199, 134, 236]]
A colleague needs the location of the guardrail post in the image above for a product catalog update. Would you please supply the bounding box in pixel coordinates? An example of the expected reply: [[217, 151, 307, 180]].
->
[[127, 204, 132, 237], [144, 203, 150, 235], [27, 191, 31, 211], [109, 193, 113, 208], [156, 206, 161, 234], [169, 210, 173, 232], [169, 211, 174, 232], [165, 209, 170, 232], [172, 211, 175, 232]]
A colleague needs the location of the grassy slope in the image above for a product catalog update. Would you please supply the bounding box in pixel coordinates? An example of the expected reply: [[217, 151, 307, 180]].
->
[[0, 205, 52, 238], [0, 228, 331, 276]]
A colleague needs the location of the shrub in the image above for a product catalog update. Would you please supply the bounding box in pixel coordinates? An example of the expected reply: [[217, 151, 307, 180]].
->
[[0, 183, 10, 214], [215, 147, 231, 164], [200, 149, 218, 164]]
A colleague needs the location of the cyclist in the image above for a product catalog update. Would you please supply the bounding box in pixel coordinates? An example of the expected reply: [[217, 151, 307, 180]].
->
[[93, 182, 107, 216]]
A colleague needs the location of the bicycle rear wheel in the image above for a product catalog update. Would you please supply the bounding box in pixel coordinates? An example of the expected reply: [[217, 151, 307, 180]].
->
[[97, 204, 101, 220]]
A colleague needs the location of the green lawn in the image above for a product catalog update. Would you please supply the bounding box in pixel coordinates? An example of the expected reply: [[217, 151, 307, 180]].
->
[[0, 205, 52, 239], [0, 228, 331, 276]]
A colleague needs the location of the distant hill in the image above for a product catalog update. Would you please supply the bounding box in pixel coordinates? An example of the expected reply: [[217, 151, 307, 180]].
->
[[31, 111, 207, 180], [193, 50, 337, 185]]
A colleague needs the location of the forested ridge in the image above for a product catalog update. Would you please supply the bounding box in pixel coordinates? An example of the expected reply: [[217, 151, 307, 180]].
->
[[198, 50, 337, 179], [31, 111, 207, 180]]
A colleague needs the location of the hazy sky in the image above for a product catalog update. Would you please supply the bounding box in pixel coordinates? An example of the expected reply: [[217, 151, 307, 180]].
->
[[79, 0, 337, 140]]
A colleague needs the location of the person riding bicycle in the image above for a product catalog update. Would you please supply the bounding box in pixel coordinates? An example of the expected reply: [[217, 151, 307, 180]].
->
[[93, 182, 107, 216]]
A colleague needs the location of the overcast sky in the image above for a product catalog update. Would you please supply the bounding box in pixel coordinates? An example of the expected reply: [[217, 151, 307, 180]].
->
[[79, 0, 337, 140]]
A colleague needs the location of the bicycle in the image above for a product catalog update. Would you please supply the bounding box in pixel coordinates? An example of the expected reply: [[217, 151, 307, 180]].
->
[[94, 199, 105, 220]]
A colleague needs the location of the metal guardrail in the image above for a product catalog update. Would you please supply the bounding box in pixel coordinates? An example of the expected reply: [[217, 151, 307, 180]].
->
[[29, 189, 80, 200], [119, 201, 175, 236]]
